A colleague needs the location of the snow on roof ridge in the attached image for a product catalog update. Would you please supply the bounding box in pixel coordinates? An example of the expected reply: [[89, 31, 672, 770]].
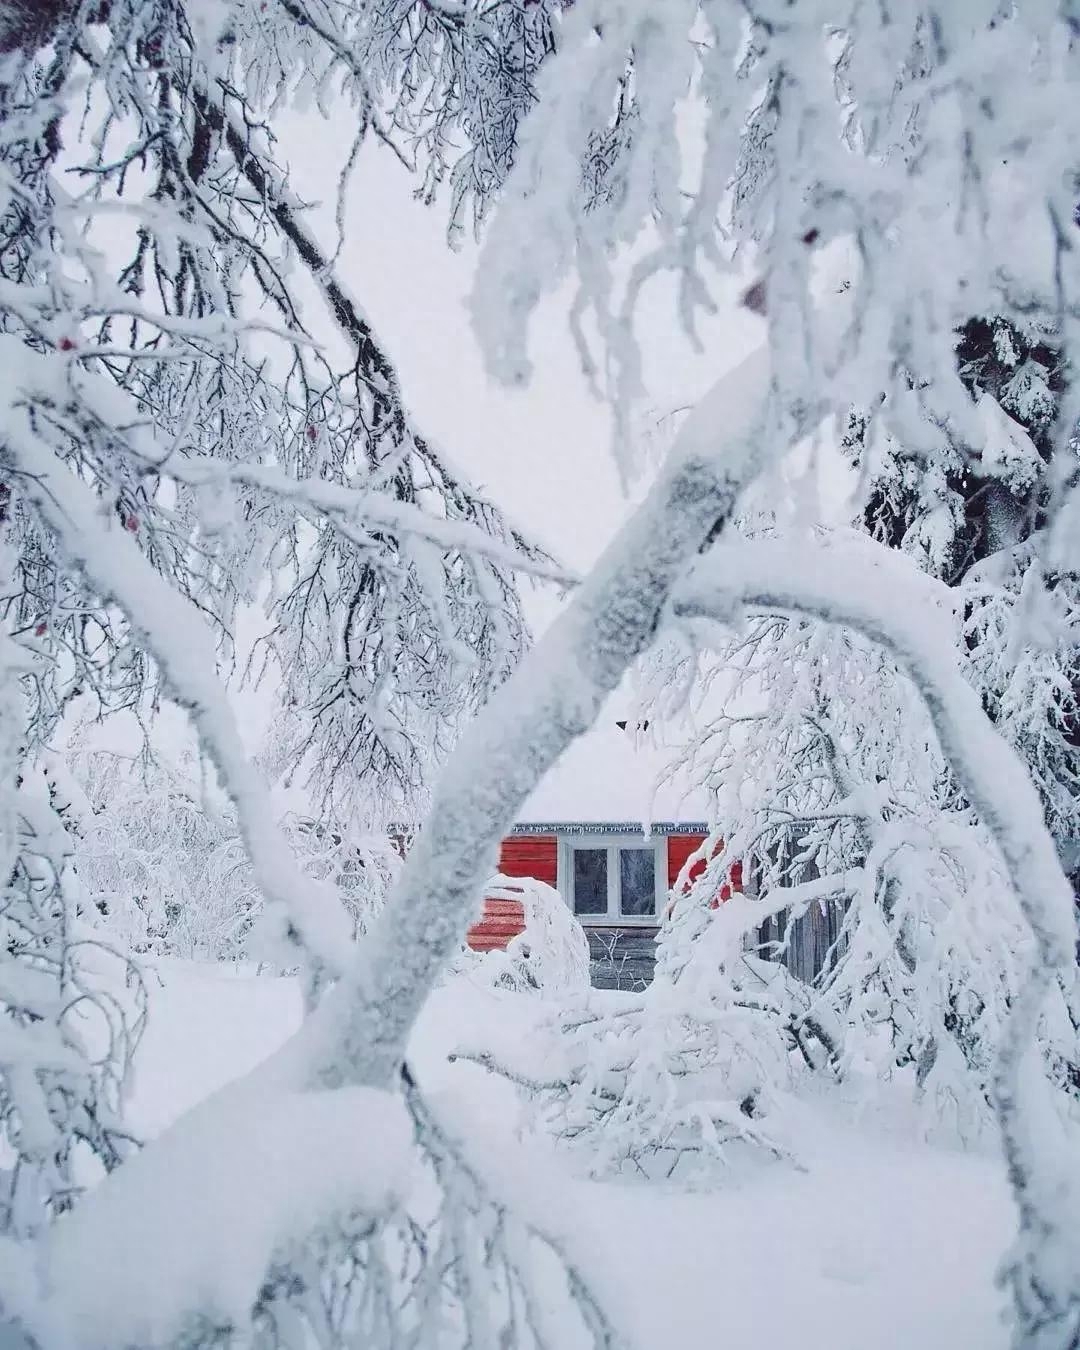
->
[[517, 715, 708, 826]]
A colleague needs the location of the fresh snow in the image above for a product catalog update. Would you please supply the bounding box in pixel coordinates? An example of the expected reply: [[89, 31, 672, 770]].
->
[[64, 958, 1014, 1350], [48, 961, 411, 1347], [517, 710, 712, 826]]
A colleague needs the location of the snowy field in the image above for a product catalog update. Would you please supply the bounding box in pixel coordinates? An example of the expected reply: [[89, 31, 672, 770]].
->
[[128, 961, 1012, 1350]]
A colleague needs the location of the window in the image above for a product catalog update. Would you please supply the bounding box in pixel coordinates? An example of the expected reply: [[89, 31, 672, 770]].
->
[[618, 847, 656, 916], [563, 837, 662, 922], [571, 849, 607, 916]]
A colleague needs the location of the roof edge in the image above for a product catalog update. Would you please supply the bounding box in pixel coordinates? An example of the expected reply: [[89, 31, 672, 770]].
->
[[510, 821, 709, 836]]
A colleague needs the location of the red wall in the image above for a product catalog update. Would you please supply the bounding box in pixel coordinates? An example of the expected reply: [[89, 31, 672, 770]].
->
[[668, 833, 708, 891], [498, 834, 558, 887], [467, 898, 526, 951], [466, 835, 557, 952]]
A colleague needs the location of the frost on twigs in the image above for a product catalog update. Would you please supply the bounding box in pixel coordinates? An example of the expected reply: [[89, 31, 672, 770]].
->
[[639, 579, 1058, 1134], [474, 2, 1080, 516], [0, 0, 562, 996], [0, 777, 144, 1232], [392, 1065, 623, 1350], [69, 720, 399, 965], [0, 577, 144, 1337], [0, 0, 552, 830]]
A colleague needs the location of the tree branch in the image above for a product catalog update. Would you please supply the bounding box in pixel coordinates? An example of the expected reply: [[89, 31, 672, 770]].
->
[[672, 530, 1079, 1335], [296, 345, 773, 1091], [3, 353, 355, 983]]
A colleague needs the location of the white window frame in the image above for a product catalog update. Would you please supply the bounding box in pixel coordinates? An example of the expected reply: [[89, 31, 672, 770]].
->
[[557, 834, 665, 926]]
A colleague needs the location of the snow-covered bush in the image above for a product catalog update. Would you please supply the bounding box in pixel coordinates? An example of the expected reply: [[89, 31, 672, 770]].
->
[[516, 961, 803, 1181], [614, 538, 1077, 1144], [637, 532, 1080, 1135], [0, 598, 144, 1268], [72, 744, 259, 960], [457, 875, 591, 997], [468, 869, 842, 1180], [71, 739, 397, 963]]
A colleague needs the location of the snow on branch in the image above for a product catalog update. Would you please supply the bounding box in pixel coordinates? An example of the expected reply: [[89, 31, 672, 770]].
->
[[48, 1071, 414, 1347], [707, 869, 865, 942], [674, 533, 1075, 962], [473, 2, 1080, 507], [1, 2, 554, 820], [29, 342, 774, 1344], [673, 530, 1080, 1338], [2, 357, 354, 981], [303, 343, 776, 1092], [146, 454, 574, 587]]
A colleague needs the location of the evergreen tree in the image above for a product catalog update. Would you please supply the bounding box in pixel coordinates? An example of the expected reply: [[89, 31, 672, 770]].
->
[[848, 317, 1080, 885]]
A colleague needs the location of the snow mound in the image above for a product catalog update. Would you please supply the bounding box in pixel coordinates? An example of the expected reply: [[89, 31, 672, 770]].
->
[[46, 1075, 412, 1347], [463, 874, 591, 995]]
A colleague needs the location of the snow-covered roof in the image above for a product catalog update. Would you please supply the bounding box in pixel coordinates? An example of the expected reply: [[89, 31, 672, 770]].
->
[[516, 718, 711, 829]]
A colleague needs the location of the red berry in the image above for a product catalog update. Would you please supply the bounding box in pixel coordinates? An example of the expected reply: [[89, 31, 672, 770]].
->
[[306, 424, 317, 442], [57, 337, 75, 351], [34, 622, 46, 637], [124, 515, 139, 533]]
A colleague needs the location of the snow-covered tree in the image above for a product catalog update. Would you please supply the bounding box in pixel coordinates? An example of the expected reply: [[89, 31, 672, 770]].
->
[[2, 2, 1080, 1349], [644, 554, 1076, 1125], [0, 2, 580, 1344], [470, 5, 1080, 1344], [846, 314, 1080, 880], [70, 732, 399, 961]]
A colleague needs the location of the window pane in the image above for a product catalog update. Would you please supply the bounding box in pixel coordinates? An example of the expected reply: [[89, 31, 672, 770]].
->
[[572, 848, 607, 916], [618, 848, 655, 917]]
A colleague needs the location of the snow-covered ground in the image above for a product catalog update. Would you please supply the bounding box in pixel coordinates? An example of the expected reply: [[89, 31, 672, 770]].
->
[[128, 961, 1012, 1350]]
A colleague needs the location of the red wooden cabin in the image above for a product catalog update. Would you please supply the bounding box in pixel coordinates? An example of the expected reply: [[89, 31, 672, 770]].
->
[[466, 720, 741, 958]]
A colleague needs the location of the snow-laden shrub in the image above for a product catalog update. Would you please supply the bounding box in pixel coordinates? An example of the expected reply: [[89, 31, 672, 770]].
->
[[71, 744, 397, 964], [0, 613, 144, 1264], [631, 581, 1080, 1141], [455, 875, 591, 997], [459, 878, 824, 1180]]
